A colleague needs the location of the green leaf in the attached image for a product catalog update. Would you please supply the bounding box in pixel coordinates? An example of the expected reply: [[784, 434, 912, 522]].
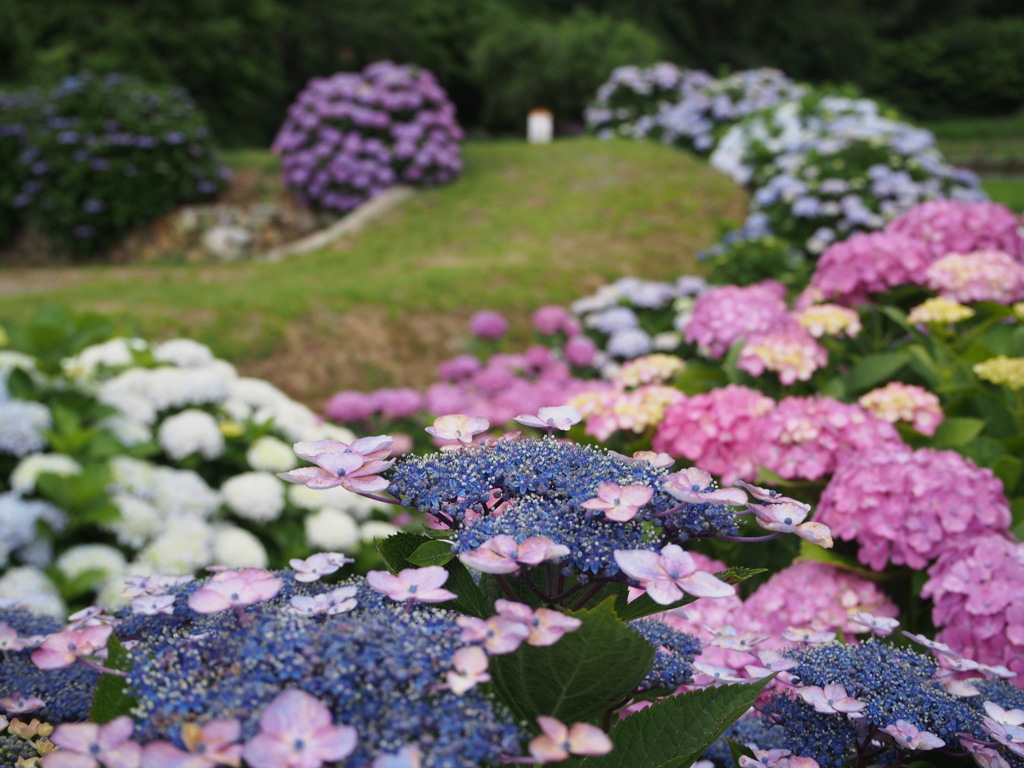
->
[[728, 738, 759, 767], [90, 635, 137, 723], [837, 351, 908, 395], [578, 677, 772, 768], [374, 531, 426, 572], [928, 417, 986, 449], [408, 539, 456, 566], [488, 597, 653, 724]]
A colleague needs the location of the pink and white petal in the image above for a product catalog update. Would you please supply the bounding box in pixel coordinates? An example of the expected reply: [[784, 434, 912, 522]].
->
[[340, 474, 391, 494], [515, 537, 570, 565], [679, 570, 735, 598], [140, 741, 208, 768], [513, 414, 547, 429], [644, 578, 685, 605], [277, 467, 344, 489], [796, 522, 833, 548], [458, 549, 520, 574], [311, 724, 358, 762], [293, 440, 348, 462], [349, 435, 394, 457], [103, 741, 144, 768], [613, 550, 663, 582], [40, 752, 99, 768], [97, 717, 136, 750], [567, 722, 614, 756], [51, 723, 102, 753]]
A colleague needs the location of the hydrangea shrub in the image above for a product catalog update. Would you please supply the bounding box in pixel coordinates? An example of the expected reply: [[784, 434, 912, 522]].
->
[[273, 61, 464, 213], [8, 72, 227, 257]]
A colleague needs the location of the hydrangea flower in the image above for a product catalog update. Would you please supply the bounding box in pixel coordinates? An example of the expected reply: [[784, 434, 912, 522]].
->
[[243, 689, 356, 768], [925, 250, 1024, 304], [974, 356, 1024, 390], [737, 325, 828, 385], [906, 296, 975, 325], [885, 199, 1024, 262], [614, 544, 735, 605], [793, 304, 861, 339], [685, 281, 790, 357], [571, 385, 684, 443], [365, 566, 457, 604], [857, 382, 943, 435], [469, 311, 509, 340], [528, 716, 613, 762], [807, 231, 933, 306], [653, 386, 774, 484], [816, 447, 1012, 570]]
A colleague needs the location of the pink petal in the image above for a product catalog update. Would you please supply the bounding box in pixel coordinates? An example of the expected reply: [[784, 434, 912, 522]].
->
[[51, 722, 101, 753], [39, 753, 99, 768], [567, 722, 614, 756], [292, 440, 348, 462], [613, 550, 663, 582], [516, 537, 570, 565], [140, 741, 207, 768], [277, 467, 345, 489]]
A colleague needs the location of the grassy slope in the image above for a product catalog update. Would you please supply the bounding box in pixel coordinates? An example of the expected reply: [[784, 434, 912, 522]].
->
[[0, 139, 746, 402]]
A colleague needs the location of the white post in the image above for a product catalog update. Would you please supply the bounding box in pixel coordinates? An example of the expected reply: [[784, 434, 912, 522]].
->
[[527, 109, 553, 144]]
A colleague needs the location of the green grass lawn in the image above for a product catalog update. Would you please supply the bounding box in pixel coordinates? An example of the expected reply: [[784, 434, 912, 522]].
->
[[0, 139, 745, 400]]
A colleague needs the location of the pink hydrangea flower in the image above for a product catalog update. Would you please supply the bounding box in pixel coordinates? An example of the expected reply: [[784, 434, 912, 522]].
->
[[456, 614, 530, 655], [446, 646, 490, 695], [288, 586, 358, 616], [685, 281, 790, 357], [32, 624, 113, 671], [366, 566, 457, 603], [532, 305, 580, 336], [857, 382, 944, 436], [755, 396, 904, 482], [187, 569, 284, 614], [652, 385, 775, 485], [514, 406, 582, 432], [749, 502, 833, 548], [580, 481, 655, 522], [797, 683, 866, 715], [528, 716, 613, 762], [0, 693, 45, 714], [493, 600, 582, 646], [571, 385, 684, 442], [289, 553, 354, 582], [817, 447, 1012, 571], [130, 595, 176, 616], [140, 719, 243, 768], [424, 414, 490, 444], [469, 310, 509, 340], [661, 468, 748, 507], [737, 325, 828, 385], [458, 535, 570, 574], [614, 544, 735, 605], [563, 335, 598, 367], [743, 561, 899, 637], [925, 250, 1024, 304], [279, 439, 394, 494], [242, 690, 357, 768], [808, 231, 933, 306], [880, 721, 945, 751], [923, 535, 1024, 685], [46, 716, 141, 768], [886, 200, 1024, 262]]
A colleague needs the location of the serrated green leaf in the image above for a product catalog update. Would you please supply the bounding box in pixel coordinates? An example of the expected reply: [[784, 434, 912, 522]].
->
[[728, 737, 758, 767], [578, 678, 772, 768], [715, 566, 768, 585], [408, 539, 456, 566], [374, 531, 426, 572], [489, 597, 653, 724], [90, 635, 137, 723]]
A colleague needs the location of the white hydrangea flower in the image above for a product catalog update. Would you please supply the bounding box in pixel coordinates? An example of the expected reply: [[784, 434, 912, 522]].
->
[[287, 483, 377, 520], [138, 516, 215, 574], [158, 409, 224, 460], [10, 453, 82, 494], [212, 525, 269, 569], [61, 337, 146, 382], [229, 377, 290, 409], [246, 435, 298, 472], [0, 565, 66, 618], [108, 456, 157, 497], [253, 400, 320, 443], [360, 520, 401, 544], [305, 507, 360, 552], [56, 544, 127, 580], [221, 472, 285, 522], [153, 338, 216, 368], [100, 414, 152, 446], [220, 397, 253, 422], [106, 494, 164, 548], [150, 467, 220, 518], [0, 400, 51, 456]]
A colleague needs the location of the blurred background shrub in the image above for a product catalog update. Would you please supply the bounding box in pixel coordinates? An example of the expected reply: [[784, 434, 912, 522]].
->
[[1, 0, 1019, 146]]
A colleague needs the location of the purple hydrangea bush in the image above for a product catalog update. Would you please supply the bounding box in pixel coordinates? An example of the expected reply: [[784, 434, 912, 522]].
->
[[273, 61, 464, 213]]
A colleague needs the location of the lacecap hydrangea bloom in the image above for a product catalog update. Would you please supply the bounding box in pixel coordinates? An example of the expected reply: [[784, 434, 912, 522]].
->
[[653, 385, 775, 485], [273, 61, 463, 213], [885, 199, 1024, 262], [816, 446, 1013, 570], [923, 535, 1024, 683], [925, 250, 1024, 304]]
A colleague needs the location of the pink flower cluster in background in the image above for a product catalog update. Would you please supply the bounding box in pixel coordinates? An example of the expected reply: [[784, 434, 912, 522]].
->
[[652, 385, 774, 484], [737, 324, 828, 385], [756, 395, 904, 481], [816, 446, 1013, 570], [685, 280, 790, 358], [923, 535, 1024, 681], [925, 250, 1024, 304], [806, 231, 933, 306], [857, 382, 944, 436], [572, 385, 684, 442], [885, 199, 1024, 262]]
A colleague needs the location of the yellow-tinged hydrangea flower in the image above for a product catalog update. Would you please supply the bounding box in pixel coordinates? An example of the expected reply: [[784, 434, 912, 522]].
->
[[974, 356, 1024, 390], [906, 297, 975, 325], [1013, 302, 1024, 321], [219, 419, 245, 438], [613, 354, 686, 388], [857, 382, 943, 435], [795, 304, 862, 338], [569, 385, 684, 442]]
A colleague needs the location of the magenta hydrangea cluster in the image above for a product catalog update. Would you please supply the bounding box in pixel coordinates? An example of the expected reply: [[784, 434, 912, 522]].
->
[[885, 199, 1024, 262], [652, 385, 774, 484], [806, 231, 933, 306], [755, 396, 904, 482], [742, 560, 899, 638], [684, 280, 790, 358], [923, 535, 1024, 681], [273, 61, 463, 212], [816, 447, 1013, 571]]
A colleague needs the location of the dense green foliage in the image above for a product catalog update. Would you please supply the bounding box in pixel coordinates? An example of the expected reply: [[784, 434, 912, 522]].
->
[[2, 0, 1020, 145], [2, 72, 226, 257]]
